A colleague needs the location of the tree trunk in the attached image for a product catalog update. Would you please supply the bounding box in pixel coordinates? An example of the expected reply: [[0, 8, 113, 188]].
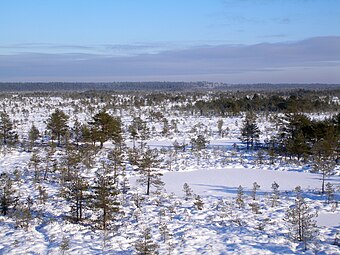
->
[[322, 171, 325, 194], [146, 170, 151, 195], [57, 133, 61, 147]]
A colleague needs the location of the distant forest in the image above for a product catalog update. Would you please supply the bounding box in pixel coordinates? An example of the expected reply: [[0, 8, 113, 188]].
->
[[0, 82, 339, 92]]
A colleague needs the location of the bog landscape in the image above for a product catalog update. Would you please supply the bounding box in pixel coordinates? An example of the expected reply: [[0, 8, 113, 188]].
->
[[0, 83, 339, 254], [1, 1, 340, 254]]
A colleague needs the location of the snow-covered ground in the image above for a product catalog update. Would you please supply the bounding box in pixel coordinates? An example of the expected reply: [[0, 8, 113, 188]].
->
[[161, 166, 339, 198], [0, 94, 339, 254]]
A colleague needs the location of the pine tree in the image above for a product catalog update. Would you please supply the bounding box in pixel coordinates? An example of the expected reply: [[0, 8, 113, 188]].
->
[[325, 182, 334, 204], [0, 173, 17, 216], [0, 111, 16, 145], [139, 121, 150, 150], [286, 130, 308, 161], [240, 112, 260, 150], [159, 222, 170, 243], [284, 186, 318, 251], [190, 134, 209, 164], [271, 182, 280, 207], [14, 197, 32, 230], [217, 119, 224, 137], [162, 117, 170, 136], [191, 134, 209, 151], [59, 236, 70, 255], [63, 173, 89, 223], [194, 195, 204, 210], [251, 182, 261, 200], [28, 123, 40, 149], [71, 118, 82, 146], [108, 147, 123, 188], [278, 113, 311, 160], [43, 142, 56, 180], [29, 150, 41, 183], [236, 185, 245, 209], [183, 183, 193, 201], [135, 227, 159, 255], [313, 158, 335, 194], [37, 185, 48, 204], [61, 146, 82, 183], [92, 170, 120, 230], [128, 118, 139, 150], [137, 148, 164, 195], [89, 111, 122, 148], [46, 109, 69, 146]]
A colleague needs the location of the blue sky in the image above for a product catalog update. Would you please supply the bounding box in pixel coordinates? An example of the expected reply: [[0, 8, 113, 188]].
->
[[1, 0, 340, 83]]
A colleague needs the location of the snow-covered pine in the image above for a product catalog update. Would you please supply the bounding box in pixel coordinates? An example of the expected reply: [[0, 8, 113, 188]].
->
[[284, 186, 318, 251]]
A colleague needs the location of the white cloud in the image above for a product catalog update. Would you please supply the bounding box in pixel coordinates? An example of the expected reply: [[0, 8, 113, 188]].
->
[[0, 36, 339, 83]]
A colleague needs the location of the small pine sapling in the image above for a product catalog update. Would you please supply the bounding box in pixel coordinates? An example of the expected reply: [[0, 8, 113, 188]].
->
[[249, 202, 261, 214], [135, 227, 159, 255], [14, 201, 32, 231], [251, 182, 260, 200], [37, 185, 48, 204], [182, 183, 193, 201], [325, 182, 334, 204], [194, 195, 204, 210], [159, 222, 170, 243], [60, 236, 70, 255], [271, 182, 280, 207], [236, 185, 245, 209]]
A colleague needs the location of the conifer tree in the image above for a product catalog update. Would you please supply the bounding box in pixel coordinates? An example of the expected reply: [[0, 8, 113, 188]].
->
[[59, 236, 70, 255], [217, 119, 224, 137], [325, 182, 334, 204], [61, 146, 82, 183], [89, 111, 122, 148], [0, 111, 16, 145], [43, 142, 56, 180], [47, 109, 69, 146], [236, 185, 245, 209], [240, 112, 260, 149], [71, 118, 82, 146], [14, 197, 32, 230], [92, 170, 120, 230], [0, 173, 17, 216], [194, 195, 204, 210], [37, 185, 48, 205], [135, 227, 159, 255], [108, 147, 123, 188], [183, 183, 193, 201], [29, 151, 41, 183], [28, 123, 40, 149], [278, 113, 311, 160], [159, 222, 170, 243], [162, 117, 170, 136], [251, 182, 261, 200], [137, 148, 164, 195], [62, 173, 89, 223], [191, 134, 209, 151], [313, 158, 335, 194], [271, 182, 280, 207], [284, 186, 318, 251]]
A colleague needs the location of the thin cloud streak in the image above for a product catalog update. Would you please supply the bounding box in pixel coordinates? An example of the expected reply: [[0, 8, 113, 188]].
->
[[0, 36, 339, 83]]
